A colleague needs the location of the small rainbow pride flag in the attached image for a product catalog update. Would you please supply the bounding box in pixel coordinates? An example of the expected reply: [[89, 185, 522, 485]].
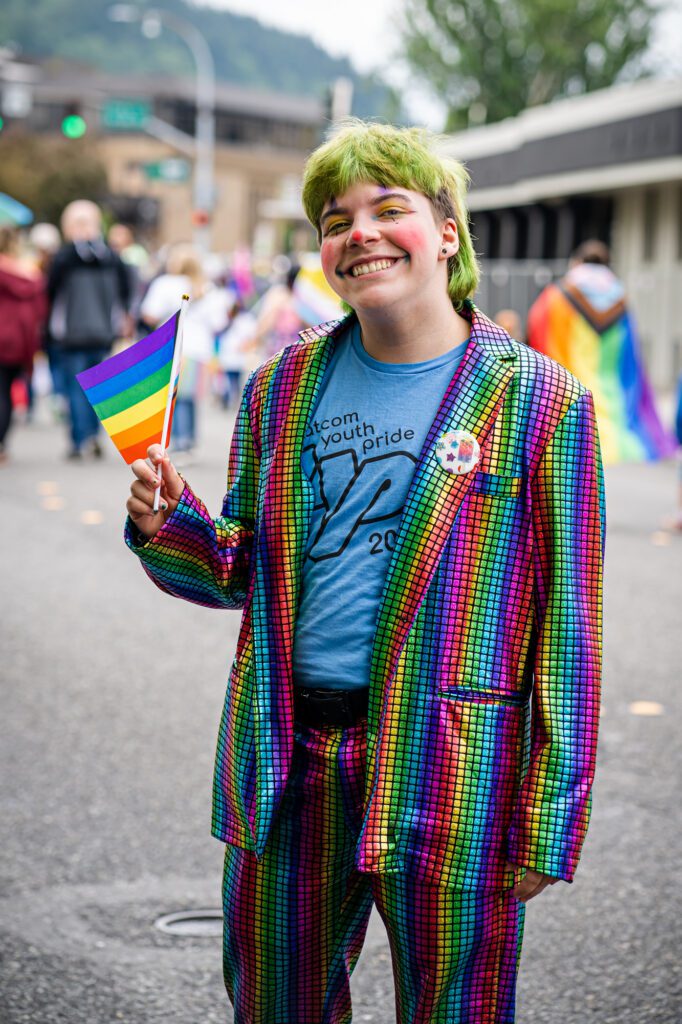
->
[[77, 303, 186, 465]]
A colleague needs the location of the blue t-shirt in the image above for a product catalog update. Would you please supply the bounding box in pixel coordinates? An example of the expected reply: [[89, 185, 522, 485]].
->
[[293, 323, 469, 690]]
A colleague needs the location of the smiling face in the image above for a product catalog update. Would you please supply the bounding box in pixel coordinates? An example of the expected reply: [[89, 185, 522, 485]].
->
[[319, 182, 458, 317]]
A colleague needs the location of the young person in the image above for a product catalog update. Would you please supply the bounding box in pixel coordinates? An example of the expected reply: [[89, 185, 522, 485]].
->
[[125, 122, 604, 1024]]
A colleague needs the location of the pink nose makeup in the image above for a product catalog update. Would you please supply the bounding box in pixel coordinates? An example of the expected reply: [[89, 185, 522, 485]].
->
[[351, 230, 363, 242]]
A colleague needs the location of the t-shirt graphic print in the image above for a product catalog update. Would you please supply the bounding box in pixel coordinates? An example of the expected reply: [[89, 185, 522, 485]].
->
[[293, 324, 468, 691]]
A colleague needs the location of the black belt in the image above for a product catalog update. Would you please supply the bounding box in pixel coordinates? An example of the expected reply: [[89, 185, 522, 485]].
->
[[294, 686, 369, 728]]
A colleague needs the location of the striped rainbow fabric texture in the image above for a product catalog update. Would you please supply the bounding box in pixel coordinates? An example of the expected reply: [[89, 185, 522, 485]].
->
[[77, 311, 181, 464], [527, 264, 675, 463], [221, 719, 524, 1023]]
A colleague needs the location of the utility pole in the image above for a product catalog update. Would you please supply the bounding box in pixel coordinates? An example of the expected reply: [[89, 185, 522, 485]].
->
[[108, 5, 216, 252]]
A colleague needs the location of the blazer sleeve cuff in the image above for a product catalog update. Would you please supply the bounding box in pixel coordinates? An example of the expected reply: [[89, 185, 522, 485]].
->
[[506, 820, 586, 883], [124, 482, 194, 556]]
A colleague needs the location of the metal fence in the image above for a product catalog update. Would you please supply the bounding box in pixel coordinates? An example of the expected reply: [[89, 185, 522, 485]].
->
[[474, 260, 567, 339]]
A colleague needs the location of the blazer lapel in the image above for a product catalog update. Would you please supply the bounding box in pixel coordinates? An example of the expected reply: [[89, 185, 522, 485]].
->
[[255, 318, 347, 689], [370, 322, 515, 689], [250, 318, 349, 849]]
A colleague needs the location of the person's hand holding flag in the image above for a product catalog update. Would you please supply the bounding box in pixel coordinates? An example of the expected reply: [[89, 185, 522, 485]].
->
[[126, 445, 185, 540]]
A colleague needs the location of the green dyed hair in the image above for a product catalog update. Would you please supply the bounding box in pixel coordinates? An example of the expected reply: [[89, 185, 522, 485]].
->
[[301, 119, 480, 309]]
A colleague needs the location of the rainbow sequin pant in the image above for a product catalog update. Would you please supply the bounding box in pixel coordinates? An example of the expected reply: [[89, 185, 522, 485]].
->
[[222, 721, 524, 1023]]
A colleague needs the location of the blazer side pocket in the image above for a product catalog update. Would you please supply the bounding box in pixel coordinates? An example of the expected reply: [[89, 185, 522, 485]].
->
[[440, 684, 529, 707], [470, 472, 523, 498]]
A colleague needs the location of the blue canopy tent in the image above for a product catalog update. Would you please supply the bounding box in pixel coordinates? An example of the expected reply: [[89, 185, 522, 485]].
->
[[0, 192, 34, 227]]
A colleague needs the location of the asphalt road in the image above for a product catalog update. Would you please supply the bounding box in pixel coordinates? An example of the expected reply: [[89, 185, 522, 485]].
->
[[1, 395, 680, 1023]]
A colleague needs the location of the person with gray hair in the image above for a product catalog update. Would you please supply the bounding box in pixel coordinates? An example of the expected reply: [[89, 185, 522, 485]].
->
[[28, 222, 61, 274], [47, 200, 131, 458]]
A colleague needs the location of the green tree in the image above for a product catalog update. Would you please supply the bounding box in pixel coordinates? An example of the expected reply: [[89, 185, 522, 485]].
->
[[401, 0, 656, 130], [0, 133, 108, 225]]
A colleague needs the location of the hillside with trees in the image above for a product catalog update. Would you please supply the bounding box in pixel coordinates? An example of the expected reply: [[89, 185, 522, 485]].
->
[[0, 0, 399, 120]]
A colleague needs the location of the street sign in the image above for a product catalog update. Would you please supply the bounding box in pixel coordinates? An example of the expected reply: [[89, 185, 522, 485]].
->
[[101, 99, 151, 131], [143, 158, 191, 183]]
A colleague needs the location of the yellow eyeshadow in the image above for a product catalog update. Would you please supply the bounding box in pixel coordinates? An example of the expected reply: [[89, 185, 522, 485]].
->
[[324, 218, 348, 233], [376, 204, 409, 215]]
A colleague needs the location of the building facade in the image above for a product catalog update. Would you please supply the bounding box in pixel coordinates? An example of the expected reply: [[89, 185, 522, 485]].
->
[[443, 79, 682, 389], [0, 56, 322, 255]]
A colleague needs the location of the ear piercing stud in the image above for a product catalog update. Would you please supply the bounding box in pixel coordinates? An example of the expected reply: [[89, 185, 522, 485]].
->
[[441, 247, 448, 254]]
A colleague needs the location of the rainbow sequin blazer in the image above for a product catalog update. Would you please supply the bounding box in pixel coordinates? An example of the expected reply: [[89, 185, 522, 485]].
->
[[127, 304, 605, 890]]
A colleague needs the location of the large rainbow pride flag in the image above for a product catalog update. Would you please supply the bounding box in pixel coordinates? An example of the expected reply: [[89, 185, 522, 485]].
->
[[527, 264, 675, 463], [77, 309, 183, 464]]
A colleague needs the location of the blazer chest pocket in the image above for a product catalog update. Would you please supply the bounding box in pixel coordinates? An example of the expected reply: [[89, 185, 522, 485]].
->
[[470, 472, 523, 498]]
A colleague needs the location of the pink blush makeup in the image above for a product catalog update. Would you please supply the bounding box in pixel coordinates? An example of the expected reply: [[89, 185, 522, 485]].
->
[[320, 240, 340, 280], [388, 224, 428, 253]]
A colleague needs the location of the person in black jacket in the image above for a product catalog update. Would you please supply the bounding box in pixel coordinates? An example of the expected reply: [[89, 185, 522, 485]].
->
[[48, 200, 131, 458]]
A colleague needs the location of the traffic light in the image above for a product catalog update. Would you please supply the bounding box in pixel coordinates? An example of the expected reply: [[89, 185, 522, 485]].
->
[[61, 103, 87, 139]]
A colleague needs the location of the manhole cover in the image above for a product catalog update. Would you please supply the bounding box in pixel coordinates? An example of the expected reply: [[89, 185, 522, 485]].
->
[[154, 909, 223, 937]]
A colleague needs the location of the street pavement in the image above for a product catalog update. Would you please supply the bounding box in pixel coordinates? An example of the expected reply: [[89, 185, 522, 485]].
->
[[1, 394, 680, 1024]]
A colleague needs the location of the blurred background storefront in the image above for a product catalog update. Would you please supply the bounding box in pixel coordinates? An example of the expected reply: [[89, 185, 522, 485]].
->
[[444, 77, 682, 388], [0, 54, 322, 255]]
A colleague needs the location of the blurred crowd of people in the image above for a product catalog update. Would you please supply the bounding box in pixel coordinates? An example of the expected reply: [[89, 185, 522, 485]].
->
[[0, 198, 331, 466]]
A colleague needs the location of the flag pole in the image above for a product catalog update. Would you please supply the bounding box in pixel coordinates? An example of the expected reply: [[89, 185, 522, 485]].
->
[[153, 294, 189, 513]]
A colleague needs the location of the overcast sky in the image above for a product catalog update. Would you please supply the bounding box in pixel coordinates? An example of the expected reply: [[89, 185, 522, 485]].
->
[[198, 0, 682, 127], [196, 0, 446, 124], [198, 0, 403, 72]]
